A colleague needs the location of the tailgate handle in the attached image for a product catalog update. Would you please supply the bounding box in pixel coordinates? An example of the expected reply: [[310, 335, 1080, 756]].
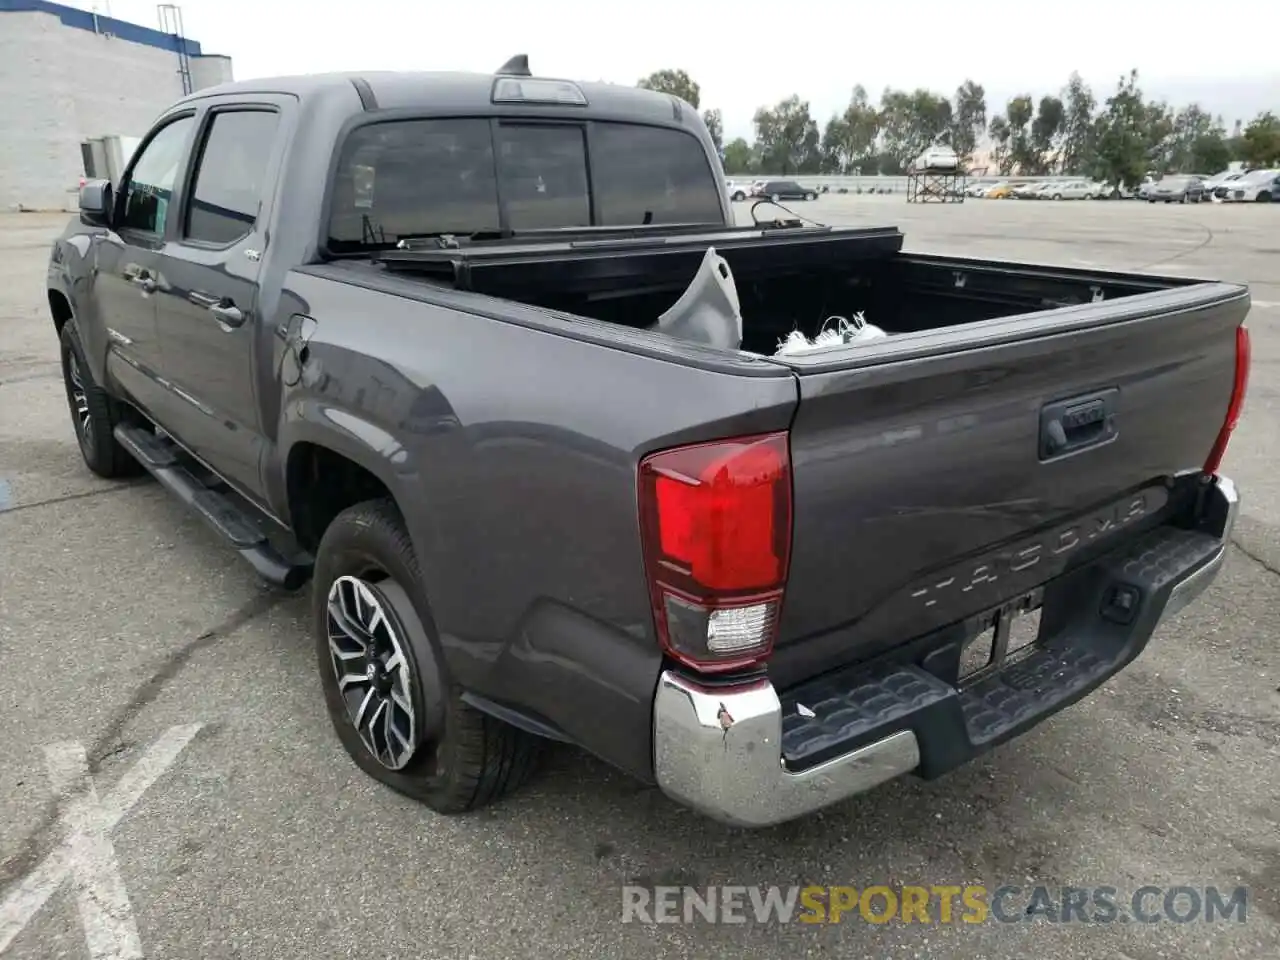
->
[[1040, 388, 1118, 460]]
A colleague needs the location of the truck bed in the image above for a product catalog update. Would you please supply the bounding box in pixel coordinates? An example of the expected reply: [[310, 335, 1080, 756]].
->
[[372, 224, 1208, 358], [330, 227, 1249, 691]]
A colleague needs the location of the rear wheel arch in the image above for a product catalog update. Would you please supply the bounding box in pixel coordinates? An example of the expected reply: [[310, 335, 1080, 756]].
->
[[285, 440, 401, 555]]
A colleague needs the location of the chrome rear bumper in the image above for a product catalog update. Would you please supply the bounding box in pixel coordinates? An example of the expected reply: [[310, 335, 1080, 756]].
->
[[652, 476, 1238, 828], [653, 673, 920, 828]]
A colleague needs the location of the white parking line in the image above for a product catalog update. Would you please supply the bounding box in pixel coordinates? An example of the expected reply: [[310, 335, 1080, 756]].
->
[[0, 724, 204, 959], [1251, 300, 1279, 309]]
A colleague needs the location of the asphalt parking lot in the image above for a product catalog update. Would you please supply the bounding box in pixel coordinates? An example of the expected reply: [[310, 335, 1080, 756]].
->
[[1, 197, 1277, 960]]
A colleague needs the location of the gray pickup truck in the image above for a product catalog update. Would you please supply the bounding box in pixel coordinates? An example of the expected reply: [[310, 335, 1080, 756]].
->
[[47, 58, 1251, 828]]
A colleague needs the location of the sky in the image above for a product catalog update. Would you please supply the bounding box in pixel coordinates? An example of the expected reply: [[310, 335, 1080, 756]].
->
[[77, 0, 1279, 141]]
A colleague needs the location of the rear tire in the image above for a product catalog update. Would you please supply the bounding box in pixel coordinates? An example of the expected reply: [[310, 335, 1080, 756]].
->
[[58, 322, 144, 479], [770, 193, 780, 203], [313, 498, 541, 814]]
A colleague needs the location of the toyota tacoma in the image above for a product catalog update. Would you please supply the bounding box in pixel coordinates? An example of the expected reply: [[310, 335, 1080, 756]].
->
[[47, 58, 1251, 827]]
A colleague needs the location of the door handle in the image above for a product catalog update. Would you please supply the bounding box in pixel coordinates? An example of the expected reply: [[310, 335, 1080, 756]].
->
[[189, 291, 246, 328], [210, 303, 245, 328]]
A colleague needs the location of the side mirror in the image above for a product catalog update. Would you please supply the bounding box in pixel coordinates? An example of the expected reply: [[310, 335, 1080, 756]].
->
[[79, 179, 113, 228]]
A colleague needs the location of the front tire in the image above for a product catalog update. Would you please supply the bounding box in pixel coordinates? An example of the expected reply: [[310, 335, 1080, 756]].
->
[[58, 322, 144, 479], [804, 192, 816, 201], [770, 193, 780, 203], [1257, 192, 1272, 203], [313, 498, 541, 814]]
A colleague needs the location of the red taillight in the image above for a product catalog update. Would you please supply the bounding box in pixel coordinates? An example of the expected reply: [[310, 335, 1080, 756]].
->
[[638, 432, 792, 672], [1203, 324, 1251, 475]]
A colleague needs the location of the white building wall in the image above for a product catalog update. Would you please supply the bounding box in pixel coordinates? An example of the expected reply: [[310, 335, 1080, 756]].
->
[[0, 9, 232, 211]]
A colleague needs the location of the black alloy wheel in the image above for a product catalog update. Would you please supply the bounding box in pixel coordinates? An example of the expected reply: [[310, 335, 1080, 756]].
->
[[58, 322, 144, 478], [314, 499, 541, 813]]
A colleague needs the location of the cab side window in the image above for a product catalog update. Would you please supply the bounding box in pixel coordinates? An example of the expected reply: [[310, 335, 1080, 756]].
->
[[118, 115, 196, 237], [184, 109, 281, 246]]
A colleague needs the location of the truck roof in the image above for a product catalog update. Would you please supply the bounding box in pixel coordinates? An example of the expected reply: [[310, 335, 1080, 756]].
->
[[173, 66, 694, 131]]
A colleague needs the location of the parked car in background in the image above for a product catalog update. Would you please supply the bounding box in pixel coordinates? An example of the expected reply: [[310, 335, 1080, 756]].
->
[[986, 182, 1015, 198], [1012, 181, 1046, 199], [913, 143, 959, 171], [755, 179, 818, 202], [725, 179, 749, 201], [1201, 170, 1245, 199], [1221, 169, 1280, 202], [1150, 175, 1206, 203], [1045, 180, 1097, 200]]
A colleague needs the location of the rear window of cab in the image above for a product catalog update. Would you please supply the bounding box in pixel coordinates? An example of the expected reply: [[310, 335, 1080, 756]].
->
[[326, 118, 724, 252]]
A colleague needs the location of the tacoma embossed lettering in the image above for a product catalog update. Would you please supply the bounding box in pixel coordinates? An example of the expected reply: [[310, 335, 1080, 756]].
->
[[911, 493, 1150, 608]]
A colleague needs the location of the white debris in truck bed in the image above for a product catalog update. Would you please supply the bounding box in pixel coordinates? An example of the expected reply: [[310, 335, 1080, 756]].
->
[[773, 313, 888, 356]]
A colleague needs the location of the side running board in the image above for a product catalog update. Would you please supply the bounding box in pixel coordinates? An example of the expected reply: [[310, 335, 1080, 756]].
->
[[114, 423, 313, 591]]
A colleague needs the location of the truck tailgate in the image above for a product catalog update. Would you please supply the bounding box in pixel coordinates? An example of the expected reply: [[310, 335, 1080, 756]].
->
[[771, 283, 1249, 688]]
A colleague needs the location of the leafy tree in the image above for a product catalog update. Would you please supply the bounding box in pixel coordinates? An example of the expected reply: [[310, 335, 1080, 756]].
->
[[1241, 111, 1280, 167], [1190, 131, 1232, 175], [637, 69, 700, 109], [1092, 70, 1153, 189], [753, 95, 820, 174], [702, 108, 724, 151], [1058, 72, 1097, 175], [722, 137, 754, 174], [821, 85, 881, 173], [820, 118, 848, 173], [949, 80, 987, 164], [988, 114, 1013, 175], [729, 66, 1261, 178], [874, 152, 903, 176], [1030, 96, 1065, 172], [1157, 104, 1221, 172], [1142, 100, 1176, 171], [879, 87, 952, 170], [1003, 95, 1035, 173]]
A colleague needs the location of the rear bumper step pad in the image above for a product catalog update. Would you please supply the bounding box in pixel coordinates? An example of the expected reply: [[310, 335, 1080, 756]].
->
[[779, 520, 1226, 778]]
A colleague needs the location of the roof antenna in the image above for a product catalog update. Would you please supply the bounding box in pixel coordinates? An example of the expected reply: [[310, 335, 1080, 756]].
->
[[496, 54, 531, 77]]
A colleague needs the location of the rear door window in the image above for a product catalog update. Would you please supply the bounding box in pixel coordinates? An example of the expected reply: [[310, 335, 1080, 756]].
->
[[327, 118, 501, 251], [494, 124, 591, 231]]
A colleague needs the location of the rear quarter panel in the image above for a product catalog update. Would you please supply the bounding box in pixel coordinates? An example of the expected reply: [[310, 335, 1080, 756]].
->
[[274, 269, 797, 780]]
